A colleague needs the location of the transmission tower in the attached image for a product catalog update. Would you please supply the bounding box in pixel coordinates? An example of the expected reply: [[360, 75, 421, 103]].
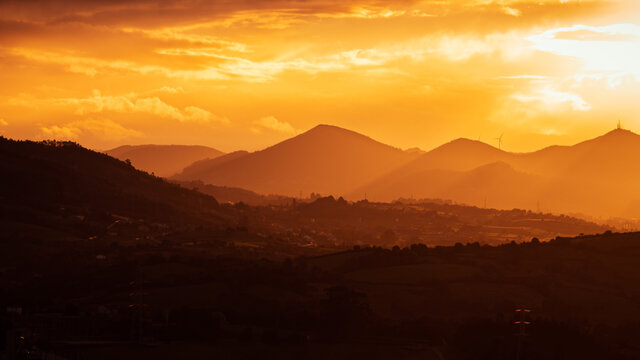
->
[[514, 307, 532, 360]]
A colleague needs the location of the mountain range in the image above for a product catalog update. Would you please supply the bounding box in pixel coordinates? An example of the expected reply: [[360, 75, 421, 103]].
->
[[355, 128, 640, 217], [172, 124, 421, 197], [111, 125, 640, 218]]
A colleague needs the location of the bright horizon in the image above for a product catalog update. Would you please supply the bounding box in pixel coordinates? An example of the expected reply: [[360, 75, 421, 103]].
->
[[105, 122, 634, 155], [2, 0, 640, 153]]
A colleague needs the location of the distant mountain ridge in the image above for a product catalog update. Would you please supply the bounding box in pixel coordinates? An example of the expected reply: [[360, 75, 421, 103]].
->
[[356, 128, 640, 217], [176, 150, 250, 181], [106, 144, 224, 177], [172, 124, 421, 197], [117, 125, 640, 218]]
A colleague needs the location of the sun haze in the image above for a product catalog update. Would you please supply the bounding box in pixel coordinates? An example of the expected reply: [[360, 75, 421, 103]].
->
[[1, 0, 639, 152]]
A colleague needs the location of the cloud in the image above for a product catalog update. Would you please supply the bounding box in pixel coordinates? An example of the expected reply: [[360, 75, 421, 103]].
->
[[151, 86, 183, 94], [0, 0, 612, 29], [183, 106, 230, 125], [132, 97, 183, 119], [2, 0, 598, 83], [526, 24, 640, 81], [253, 116, 296, 134], [0, 0, 635, 154], [502, 7, 521, 17], [152, 32, 528, 82], [40, 124, 82, 140], [0, 118, 8, 126], [9, 47, 230, 80], [121, 27, 249, 51], [53, 90, 228, 125], [497, 75, 548, 80], [539, 127, 565, 136], [40, 119, 142, 141], [512, 88, 591, 111]]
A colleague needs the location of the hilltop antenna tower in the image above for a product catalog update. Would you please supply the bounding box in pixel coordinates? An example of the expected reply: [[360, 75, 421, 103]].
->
[[617, 120, 622, 130], [495, 133, 504, 150]]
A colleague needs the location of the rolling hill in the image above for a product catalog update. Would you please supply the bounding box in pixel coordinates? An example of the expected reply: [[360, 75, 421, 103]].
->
[[175, 180, 293, 206], [172, 124, 421, 197], [0, 138, 229, 240], [175, 150, 250, 182], [106, 144, 224, 177], [356, 128, 640, 217]]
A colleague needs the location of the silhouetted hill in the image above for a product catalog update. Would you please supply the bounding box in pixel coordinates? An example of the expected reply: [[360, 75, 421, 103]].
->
[[421, 138, 508, 171], [357, 128, 640, 217], [106, 144, 224, 177], [175, 180, 292, 206], [173, 150, 250, 182], [353, 138, 512, 199], [439, 162, 543, 209], [0, 138, 227, 239], [288, 195, 606, 247], [173, 124, 420, 197]]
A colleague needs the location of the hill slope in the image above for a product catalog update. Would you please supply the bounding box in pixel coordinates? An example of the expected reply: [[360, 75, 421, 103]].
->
[[173, 124, 420, 197], [1, 138, 228, 239], [175, 180, 293, 206], [358, 128, 640, 217], [175, 150, 250, 182], [106, 144, 224, 177]]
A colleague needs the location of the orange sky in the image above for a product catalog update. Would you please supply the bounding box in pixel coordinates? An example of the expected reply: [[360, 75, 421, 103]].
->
[[1, 0, 640, 152]]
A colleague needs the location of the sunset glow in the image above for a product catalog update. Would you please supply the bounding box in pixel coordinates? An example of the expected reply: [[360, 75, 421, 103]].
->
[[7, 2, 640, 356], [1, 0, 640, 151]]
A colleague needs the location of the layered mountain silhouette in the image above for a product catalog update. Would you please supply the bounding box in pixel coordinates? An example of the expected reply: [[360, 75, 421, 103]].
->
[[165, 125, 640, 218], [357, 128, 640, 217], [172, 124, 421, 197], [175, 150, 250, 181], [106, 144, 224, 177]]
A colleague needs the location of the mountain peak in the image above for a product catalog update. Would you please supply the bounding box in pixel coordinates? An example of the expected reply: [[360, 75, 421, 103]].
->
[[304, 124, 363, 137], [601, 127, 638, 138], [311, 123, 341, 130], [290, 124, 405, 152], [175, 123, 418, 196], [574, 127, 640, 149], [432, 137, 502, 154]]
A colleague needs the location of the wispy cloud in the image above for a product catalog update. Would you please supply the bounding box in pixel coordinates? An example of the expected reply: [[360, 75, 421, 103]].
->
[[17, 89, 229, 125], [40, 119, 142, 141], [252, 116, 296, 134], [526, 24, 640, 82], [512, 88, 591, 111]]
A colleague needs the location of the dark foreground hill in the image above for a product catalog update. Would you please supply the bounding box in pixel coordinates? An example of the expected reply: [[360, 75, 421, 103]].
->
[[3, 220, 640, 359], [0, 137, 227, 241]]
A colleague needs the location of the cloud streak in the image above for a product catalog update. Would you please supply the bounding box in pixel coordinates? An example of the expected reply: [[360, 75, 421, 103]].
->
[[252, 116, 296, 134], [63, 90, 229, 125], [1, 0, 639, 152], [40, 119, 142, 141]]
